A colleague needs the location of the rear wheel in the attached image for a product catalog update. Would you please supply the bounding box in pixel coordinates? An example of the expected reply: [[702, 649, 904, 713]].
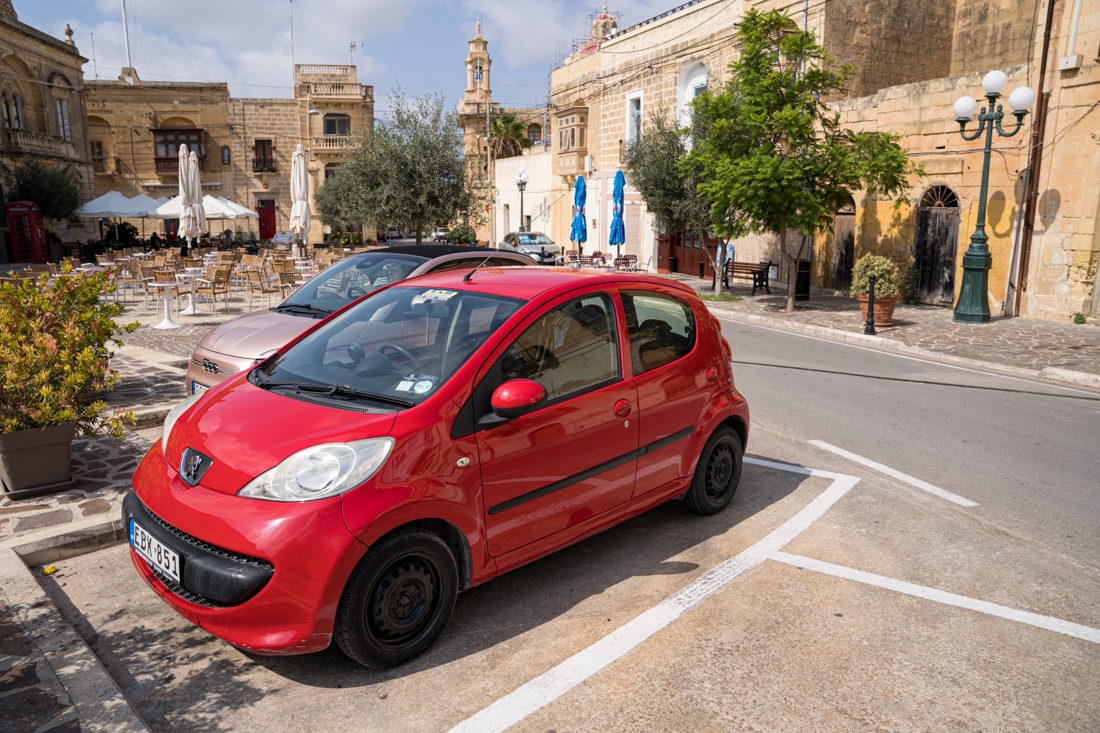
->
[[685, 426, 742, 515], [335, 529, 457, 668]]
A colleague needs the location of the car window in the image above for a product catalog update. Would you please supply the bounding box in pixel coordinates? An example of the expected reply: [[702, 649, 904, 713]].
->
[[254, 286, 523, 409], [283, 254, 426, 311], [517, 234, 553, 246], [499, 294, 619, 402], [622, 290, 696, 375]]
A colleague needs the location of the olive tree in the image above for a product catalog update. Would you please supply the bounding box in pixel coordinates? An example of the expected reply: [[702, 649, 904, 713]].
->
[[315, 88, 478, 244]]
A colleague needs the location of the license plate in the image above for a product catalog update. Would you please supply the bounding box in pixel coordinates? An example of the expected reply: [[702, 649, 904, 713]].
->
[[130, 519, 181, 583], [191, 381, 207, 395]]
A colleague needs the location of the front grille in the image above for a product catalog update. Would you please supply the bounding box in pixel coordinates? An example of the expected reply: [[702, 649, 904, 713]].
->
[[137, 500, 273, 607]]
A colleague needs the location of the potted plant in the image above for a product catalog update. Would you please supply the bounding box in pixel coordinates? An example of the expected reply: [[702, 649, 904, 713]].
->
[[850, 253, 901, 327], [0, 266, 137, 498]]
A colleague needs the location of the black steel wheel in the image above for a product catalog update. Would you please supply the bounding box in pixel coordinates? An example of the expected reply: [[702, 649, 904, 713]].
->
[[335, 529, 457, 668], [684, 426, 743, 515]]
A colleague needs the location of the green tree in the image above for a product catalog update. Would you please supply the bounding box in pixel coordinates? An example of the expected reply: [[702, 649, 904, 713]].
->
[[6, 159, 81, 223], [490, 111, 532, 160], [315, 88, 477, 244], [686, 9, 920, 311], [623, 110, 709, 234]]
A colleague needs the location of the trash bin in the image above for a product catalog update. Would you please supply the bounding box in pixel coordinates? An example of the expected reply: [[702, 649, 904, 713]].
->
[[795, 259, 811, 301], [699, 261, 706, 279]]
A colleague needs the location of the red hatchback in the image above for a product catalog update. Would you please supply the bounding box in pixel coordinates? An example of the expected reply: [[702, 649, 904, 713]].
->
[[124, 268, 749, 667]]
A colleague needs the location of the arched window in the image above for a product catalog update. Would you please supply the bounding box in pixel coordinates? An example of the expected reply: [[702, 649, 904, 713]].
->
[[920, 185, 959, 208], [676, 62, 709, 128]]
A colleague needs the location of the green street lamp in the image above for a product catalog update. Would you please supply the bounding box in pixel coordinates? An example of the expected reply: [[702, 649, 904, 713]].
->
[[515, 167, 528, 232], [951, 70, 1035, 323]]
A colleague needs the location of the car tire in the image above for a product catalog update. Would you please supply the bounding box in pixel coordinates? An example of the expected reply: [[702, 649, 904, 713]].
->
[[334, 529, 458, 668], [684, 426, 742, 515]]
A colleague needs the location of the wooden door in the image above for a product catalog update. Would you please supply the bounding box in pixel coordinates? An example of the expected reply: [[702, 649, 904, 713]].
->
[[257, 200, 276, 240], [832, 211, 855, 292], [913, 186, 961, 306]]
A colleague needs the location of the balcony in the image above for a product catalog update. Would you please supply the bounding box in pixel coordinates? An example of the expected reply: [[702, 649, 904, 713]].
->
[[93, 157, 122, 175], [5, 129, 77, 159], [557, 151, 589, 178], [310, 136, 354, 154], [154, 156, 206, 174]]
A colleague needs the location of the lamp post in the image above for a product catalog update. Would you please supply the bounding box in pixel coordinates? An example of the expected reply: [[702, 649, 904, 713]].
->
[[951, 70, 1035, 323], [515, 167, 528, 232]]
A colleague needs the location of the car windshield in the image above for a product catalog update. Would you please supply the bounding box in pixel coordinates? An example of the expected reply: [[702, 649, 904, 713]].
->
[[516, 233, 554, 246], [277, 254, 427, 314], [252, 285, 523, 409]]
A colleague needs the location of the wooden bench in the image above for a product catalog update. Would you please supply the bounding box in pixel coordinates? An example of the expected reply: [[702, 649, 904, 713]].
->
[[723, 260, 772, 295]]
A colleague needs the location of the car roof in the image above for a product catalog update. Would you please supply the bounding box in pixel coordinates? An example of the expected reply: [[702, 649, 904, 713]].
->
[[369, 244, 497, 259], [390, 266, 693, 301]]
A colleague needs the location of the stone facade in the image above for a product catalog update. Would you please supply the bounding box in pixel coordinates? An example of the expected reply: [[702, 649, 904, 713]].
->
[[0, 5, 92, 258], [535, 0, 1099, 321], [2, 1, 373, 252]]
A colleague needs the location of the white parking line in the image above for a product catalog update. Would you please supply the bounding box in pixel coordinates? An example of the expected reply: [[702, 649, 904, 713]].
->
[[449, 463, 860, 733], [810, 439, 978, 507], [773, 551, 1100, 644]]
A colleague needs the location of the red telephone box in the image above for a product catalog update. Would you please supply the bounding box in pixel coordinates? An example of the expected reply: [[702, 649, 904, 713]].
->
[[6, 201, 48, 264]]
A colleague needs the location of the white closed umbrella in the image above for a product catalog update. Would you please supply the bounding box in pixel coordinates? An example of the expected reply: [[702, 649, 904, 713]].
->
[[177, 144, 205, 252], [289, 143, 311, 251]]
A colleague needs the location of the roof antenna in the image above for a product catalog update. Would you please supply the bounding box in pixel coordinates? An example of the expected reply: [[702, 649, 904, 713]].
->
[[463, 251, 497, 282]]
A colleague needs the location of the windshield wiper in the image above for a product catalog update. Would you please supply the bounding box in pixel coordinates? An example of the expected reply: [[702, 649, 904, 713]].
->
[[254, 376, 414, 407], [275, 302, 332, 316]]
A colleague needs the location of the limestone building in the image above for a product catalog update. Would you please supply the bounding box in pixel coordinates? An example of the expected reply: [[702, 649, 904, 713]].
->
[[0, 1, 92, 261], [86, 63, 372, 246], [537, 0, 1098, 322]]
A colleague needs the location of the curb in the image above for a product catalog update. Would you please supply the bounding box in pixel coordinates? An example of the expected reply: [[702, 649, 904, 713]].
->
[[708, 307, 1100, 390], [1, 546, 151, 732]]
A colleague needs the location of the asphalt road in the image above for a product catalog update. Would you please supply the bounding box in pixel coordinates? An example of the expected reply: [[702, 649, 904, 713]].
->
[[38, 319, 1100, 731]]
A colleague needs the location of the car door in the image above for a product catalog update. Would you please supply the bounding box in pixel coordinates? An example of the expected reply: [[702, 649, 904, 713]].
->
[[621, 287, 713, 496], [464, 290, 639, 558]]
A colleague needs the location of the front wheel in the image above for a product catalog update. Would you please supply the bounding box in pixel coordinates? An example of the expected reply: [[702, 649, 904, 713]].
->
[[334, 529, 458, 668], [684, 426, 743, 515]]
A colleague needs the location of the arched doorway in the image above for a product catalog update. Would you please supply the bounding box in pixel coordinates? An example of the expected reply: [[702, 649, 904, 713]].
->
[[913, 185, 960, 306], [831, 197, 856, 292]]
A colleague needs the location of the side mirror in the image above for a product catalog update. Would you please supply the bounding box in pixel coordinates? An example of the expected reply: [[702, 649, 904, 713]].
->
[[490, 379, 547, 419]]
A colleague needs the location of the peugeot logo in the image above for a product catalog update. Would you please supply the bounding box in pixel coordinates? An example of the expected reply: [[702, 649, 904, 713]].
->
[[201, 359, 220, 374], [179, 448, 213, 487]]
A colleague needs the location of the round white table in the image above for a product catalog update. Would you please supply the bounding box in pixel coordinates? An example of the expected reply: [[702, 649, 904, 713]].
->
[[150, 281, 182, 329]]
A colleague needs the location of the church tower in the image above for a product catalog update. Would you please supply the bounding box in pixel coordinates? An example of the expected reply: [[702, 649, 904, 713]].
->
[[459, 19, 499, 180]]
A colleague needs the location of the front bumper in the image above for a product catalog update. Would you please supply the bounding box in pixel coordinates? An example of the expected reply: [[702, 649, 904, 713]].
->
[[124, 450, 368, 654]]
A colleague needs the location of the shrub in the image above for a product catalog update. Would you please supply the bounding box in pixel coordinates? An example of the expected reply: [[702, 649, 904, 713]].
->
[[448, 226, 476, 245], [850, 254, 900, 298], [0, 266, 138, 436]]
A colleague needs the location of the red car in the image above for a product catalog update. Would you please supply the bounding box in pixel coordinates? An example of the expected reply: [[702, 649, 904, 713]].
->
[[124, 267, 750, 667]]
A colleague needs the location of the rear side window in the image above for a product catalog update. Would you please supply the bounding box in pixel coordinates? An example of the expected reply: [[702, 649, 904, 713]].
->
[[622, 291, 695, 375], [429, 257, 529, 272]]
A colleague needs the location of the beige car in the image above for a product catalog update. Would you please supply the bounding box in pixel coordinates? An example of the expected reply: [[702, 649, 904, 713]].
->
[[185, 245, 534, 394]]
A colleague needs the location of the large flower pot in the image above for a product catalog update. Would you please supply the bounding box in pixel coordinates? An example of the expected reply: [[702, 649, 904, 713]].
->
[[856, 293, 900, 327], [0, 422, 77, 499]]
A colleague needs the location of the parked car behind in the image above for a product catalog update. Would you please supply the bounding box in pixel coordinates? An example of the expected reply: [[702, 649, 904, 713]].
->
[[499, 231, 562, 265], [432, 226, 449, 242], [127, 267, 749, 668], [184, 245, 534, 394]]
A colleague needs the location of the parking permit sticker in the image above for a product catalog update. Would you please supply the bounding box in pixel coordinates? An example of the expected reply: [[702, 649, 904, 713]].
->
[[396, 374, 438, 393], [412, 289, 458, 306]]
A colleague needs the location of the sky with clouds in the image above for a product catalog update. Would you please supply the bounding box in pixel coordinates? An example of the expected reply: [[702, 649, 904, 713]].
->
[[17, 0, 676, 115]]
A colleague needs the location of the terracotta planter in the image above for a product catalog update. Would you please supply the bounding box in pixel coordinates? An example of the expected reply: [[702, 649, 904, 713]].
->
[[0, 422, 77, 499], [856, 293, 900, 327]]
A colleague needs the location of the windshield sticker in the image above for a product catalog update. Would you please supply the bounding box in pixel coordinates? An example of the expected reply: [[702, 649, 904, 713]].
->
[[396, 374, 438, 393], [412, 289, 458, 305]]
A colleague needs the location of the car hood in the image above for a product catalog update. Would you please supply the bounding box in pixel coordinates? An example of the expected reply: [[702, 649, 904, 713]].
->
[[166, 381, 399, 496], [198, 308, 315, 360]]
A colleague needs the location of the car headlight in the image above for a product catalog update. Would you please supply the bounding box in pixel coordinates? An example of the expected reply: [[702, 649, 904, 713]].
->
[[237, 438, 394, 502], [162, 392, 204, 449]]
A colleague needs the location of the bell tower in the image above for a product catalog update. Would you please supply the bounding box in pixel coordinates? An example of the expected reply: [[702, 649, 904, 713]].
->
[[458, 20, 500, 243]]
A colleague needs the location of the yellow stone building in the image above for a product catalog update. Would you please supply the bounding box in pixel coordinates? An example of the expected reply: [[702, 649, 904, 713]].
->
[[0, 1, 93, 260], [535, 0, 1099, 322]]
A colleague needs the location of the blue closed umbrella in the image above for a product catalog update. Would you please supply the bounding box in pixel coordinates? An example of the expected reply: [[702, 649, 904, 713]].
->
[[608, 170, 625, 252], [570, 175, 587, 252]]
